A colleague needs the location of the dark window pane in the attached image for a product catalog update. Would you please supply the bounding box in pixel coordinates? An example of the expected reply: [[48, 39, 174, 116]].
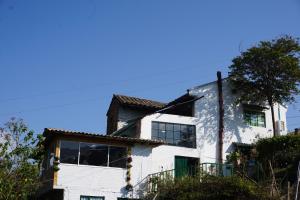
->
[[166, 130, 174, 144], [152, 122, 159, 130], [159, 123, 166, 131], [166, 123, 173, 131], [244, 110, 265, 127], [188, 126, 195, 134], [166, 137, 174, 144], [180, 125, 188, 133], [60, 140, 79, 164], [151, 122, 196, 148], [158, 130, 166, 140], [152, 129, 159, 140], [166, 130, 173, 139], [174, 131, 181, 140], [109, 146, 127, 168], [79, 143, 108, 166], [80, 196, 104, 200], [174, 124, 180, 132]]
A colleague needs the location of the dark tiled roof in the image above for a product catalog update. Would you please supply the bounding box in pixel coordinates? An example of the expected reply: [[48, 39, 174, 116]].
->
[[165, 93, 197, 107], [114, 94, 166, 109], [43, 128, 164, 146]]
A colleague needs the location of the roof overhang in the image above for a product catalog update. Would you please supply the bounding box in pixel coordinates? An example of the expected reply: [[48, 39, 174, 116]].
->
[[43, 128, 164, 147]]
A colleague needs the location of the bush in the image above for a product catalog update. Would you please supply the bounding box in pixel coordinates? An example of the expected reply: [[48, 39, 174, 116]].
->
[[255, 135, 300, 183], [143, 176, 276, 200]]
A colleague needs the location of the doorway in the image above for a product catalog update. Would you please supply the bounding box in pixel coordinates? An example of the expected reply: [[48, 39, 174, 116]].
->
[[174, 156, 199, 178]]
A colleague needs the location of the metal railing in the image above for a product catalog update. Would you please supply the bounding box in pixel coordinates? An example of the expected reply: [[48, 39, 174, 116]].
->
[[144, 163, 234, 193]]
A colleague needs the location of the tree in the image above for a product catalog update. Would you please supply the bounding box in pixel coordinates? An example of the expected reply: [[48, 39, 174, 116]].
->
[[0, 117, 44, 200], [228, 35, 300, 136]]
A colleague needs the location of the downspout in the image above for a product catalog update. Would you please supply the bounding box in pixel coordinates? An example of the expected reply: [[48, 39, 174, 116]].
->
[[217, 71, 224, 163]]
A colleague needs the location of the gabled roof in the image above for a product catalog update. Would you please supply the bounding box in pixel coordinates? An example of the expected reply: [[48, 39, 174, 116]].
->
[[113, 94, 166, 109], [43, 128, 164, 146], [165, 93, 197, 107]]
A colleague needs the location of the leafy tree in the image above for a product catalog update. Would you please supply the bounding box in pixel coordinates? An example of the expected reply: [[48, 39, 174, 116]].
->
[[228, 35, 300, 136], [0, 117, 44, 200]]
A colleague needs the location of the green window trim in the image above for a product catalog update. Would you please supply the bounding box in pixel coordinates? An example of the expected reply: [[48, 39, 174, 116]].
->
[[244, 110, 266, 127]]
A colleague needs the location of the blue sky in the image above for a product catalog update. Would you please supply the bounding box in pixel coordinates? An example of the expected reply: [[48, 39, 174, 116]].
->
[[0, 0, 299, 134]]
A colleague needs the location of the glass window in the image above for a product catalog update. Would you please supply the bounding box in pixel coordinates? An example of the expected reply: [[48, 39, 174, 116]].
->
[[60, 140, 79, 164], [109, 146, 127, 168], [166, 123, 173, 131], [166, 130, 174, 144], [151, 122, 196, 148], [80, 196, 104, 200], [79, 143, 108, 167], [152, 121, 159, 130], [152, 129, 159, 140], [244, 110, 266, 127], [60, 140, 128, 168], [158, 129, 166, 140]]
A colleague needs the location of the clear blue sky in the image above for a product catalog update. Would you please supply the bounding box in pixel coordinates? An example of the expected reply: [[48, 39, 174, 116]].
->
[[0, 0, 300, 134]]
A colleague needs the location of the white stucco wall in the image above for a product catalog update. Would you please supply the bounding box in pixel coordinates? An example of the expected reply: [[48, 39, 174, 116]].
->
[[136, 79, 288, 167], [55, 164, 127, 200], [139, 113, 201, 171], [53, 79, 288, 200], [55, 144, 154, 200], [189, 79, 288, 161]]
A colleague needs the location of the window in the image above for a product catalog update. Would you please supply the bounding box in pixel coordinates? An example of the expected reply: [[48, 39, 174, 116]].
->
[[60, 140, 79, 164], [109, 146, 127, 168], [79, 143, 108, 166], [151, 122, 196, 148], [244, 110, 266, 127], [80, 196, 104, 200], [60, 140, 127, 168]]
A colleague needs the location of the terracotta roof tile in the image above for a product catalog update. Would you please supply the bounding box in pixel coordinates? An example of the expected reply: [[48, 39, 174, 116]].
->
[[114, 94, 166, 109]]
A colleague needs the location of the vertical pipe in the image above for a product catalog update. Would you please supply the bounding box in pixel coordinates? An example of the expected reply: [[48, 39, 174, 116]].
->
[[217, 71, 224, 164]]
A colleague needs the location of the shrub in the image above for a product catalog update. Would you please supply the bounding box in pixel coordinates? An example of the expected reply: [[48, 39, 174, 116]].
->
[[255, 135, 300, 184], [143, 175, 276, 200]]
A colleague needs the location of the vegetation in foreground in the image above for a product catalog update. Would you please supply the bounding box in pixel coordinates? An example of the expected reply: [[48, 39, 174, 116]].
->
[[0, 118, 44, 200], [143, 175, 277, 200]]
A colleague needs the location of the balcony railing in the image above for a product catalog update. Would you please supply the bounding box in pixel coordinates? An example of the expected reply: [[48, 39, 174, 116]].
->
[[144, 163, 234, 193]]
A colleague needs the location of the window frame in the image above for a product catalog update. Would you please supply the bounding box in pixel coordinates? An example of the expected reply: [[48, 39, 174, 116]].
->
[[80, 195, 105, 200], [243, 109, 266, 128], [59, 140, 127, 169], [151, 121, 196, 148]]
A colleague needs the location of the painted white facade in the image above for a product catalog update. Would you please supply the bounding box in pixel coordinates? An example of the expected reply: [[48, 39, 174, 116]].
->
[[189, 79, 287, 161], [54, 144, 153, 200], [47, 79, 288, 200]]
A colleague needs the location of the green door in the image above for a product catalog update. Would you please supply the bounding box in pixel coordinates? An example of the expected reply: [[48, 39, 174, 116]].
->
[[175, 156, 189, 178], [175, 156, 199, 178]]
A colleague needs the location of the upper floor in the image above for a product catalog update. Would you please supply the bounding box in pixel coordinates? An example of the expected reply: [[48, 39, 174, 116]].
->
[[108, 78, 288, 145]]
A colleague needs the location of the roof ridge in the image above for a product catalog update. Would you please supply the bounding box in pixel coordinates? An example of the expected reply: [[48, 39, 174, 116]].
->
[[113, 93, 166, 105]]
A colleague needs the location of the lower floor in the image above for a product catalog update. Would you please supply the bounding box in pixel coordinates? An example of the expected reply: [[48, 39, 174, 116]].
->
[[38, 188, 140, 200]]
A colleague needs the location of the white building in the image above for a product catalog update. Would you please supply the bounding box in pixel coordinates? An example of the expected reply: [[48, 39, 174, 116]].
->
[[39, 76, 287, 200]]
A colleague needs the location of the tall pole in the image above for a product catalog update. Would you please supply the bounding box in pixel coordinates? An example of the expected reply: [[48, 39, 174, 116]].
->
[[217, 71, 224, 163], [295, 161, 300, 200]]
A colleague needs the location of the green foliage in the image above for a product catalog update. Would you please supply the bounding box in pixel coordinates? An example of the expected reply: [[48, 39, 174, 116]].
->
[[143, 176, 277, 200], [229, 35, 300, 105], [0, 118, 45, 200], [255, 134, 300, 183], [228, 35, 300, 136]]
